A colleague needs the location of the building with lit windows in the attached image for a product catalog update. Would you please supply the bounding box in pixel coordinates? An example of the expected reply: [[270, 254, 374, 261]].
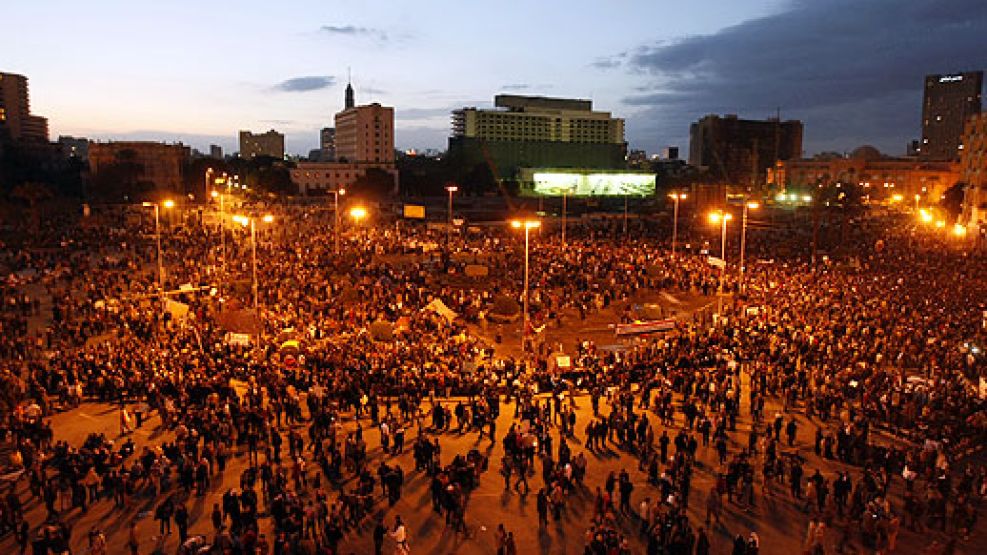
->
[[57, 136, 89, 159], [320, 127, 336, 161], [238, 129, 284, 159], [0, 72, 49, 143], [960, 114, 987, 227], [769, 145, 960, 202], [919, 72, 983, 160], [446, 94, 627, 178]]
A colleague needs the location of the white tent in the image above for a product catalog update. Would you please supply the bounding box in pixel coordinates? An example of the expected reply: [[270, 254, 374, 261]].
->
[[424, 299, 458, 323]]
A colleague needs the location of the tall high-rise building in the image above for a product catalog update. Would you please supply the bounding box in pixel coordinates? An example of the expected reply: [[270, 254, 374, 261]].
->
[[238, 129, 284, 159], [920, 72, 983, 160], [447, 94, 627, 178], [291, 86, 396, 195], [0, 72, 49, 143], [335, 101, 394, 164], [209, 144, 223, 159], [320, 127, 336, 161], [689, 114, 803, 188]]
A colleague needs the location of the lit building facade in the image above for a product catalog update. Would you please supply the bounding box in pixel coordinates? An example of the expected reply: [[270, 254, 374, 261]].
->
[[334, 103, 394, 164], [960, 114, 987, 227], [0, 72, 49, 143], [292, 87, 396, 196], [689, 114, 802, 189], [239, 129, 285, 159], [447, 94, 627, 178], [919, 72, 983, 160], [770, 146, 960, 201]]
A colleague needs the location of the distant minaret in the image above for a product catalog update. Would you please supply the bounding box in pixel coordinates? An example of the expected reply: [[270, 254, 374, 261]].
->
[[345, 68, 354, 109]]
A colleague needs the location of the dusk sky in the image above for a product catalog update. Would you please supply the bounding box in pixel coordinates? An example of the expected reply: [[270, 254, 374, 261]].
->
[[4, 0, 985, 157]]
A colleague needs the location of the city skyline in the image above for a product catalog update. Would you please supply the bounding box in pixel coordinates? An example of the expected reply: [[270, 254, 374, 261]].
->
[[3, 0, 985, 156]]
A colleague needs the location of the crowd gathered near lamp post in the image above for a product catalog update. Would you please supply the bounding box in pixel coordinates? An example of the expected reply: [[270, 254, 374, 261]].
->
[[0, 199, 983, 555]]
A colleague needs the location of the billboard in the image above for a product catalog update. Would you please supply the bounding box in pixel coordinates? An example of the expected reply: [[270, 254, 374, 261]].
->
[[403, 204, 425, 219], [526, 171, 656, 197]]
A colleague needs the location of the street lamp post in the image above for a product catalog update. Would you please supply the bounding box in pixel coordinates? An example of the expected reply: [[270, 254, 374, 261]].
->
[[511, 219, 541, 354], [668, 193, 687, 257], [152, 204, 163, 291], [446, 185, 458, 250], [561, 191, 568, 248], [235, 214, 274, 312], [739, 201, 759, 292], [330, 188, 346, 255], [142, 200, 174, 308], [205, 167, 214, 198], [623, 195, 629, 237], [708, 210, 733, 316], [210, 190, 225, 290]]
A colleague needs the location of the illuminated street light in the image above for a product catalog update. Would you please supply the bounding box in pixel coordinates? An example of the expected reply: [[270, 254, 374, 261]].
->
[[668, 192, 687, 258], [952, 223, 967, 238], [205, 167, 214, 199], [919, 209, 933, 224], [141, 200, 175, 307], [233, 214, 275, 311], [511, 219, 541, 229], [935, 220, 946, 229], [510, 219, 541, 353], [349, 206, 368, 221]]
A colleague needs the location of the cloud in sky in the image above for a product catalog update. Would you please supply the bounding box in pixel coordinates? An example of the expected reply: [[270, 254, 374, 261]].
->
[[621, 0, 987, 154], [320, 24, 388, 42], [500, 84, 554, 92], [590, 57, 622, 70], [274, 76, 336, 93]]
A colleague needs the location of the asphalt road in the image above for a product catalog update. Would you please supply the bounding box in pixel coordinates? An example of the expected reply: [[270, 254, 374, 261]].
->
[[2, 370, 981, 555]]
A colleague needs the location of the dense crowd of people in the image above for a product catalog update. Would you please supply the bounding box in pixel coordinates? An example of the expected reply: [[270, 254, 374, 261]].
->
[[0, 201, 983, 554]]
